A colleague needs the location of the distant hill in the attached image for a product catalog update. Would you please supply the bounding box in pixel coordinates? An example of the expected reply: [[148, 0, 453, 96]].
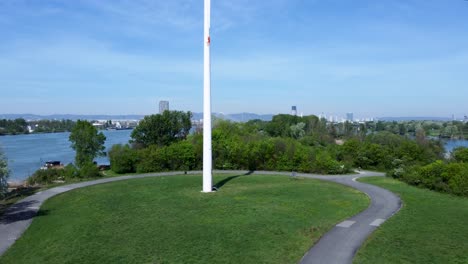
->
[[0, 112, 274, 122], [191, 112, 273, 122], [378, 117, 452, 121], [0, 114, 145, 121], [224, 113, 274, 122], [3, 114, 457, 123]]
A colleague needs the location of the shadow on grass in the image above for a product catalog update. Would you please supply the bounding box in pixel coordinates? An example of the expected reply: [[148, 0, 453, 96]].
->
[[0, 200, 49, 224], [0, 186, 41, 217], [5, 186, 40, 200], [213, 171, 254, 190]]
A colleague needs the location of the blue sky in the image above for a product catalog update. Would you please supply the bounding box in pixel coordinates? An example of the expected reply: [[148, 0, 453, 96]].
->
[[0, 0, 467, 118]]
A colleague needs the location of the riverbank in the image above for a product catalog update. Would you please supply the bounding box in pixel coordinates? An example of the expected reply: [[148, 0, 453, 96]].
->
[[0, 129, 133, 182]]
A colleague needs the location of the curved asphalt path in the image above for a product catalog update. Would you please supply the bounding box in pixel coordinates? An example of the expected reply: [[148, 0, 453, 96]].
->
[[0, 170, 401, 263], [298, 171, 401, 264]]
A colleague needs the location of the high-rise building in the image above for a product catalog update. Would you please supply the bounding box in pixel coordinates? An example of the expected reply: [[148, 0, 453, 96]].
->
[[346, 112, 354, 122], [291, 106, 297, 116], [159, 100, 169, 114]]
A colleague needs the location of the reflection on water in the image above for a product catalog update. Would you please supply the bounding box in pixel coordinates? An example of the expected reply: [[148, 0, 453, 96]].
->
[[0, 130, 132, 181]]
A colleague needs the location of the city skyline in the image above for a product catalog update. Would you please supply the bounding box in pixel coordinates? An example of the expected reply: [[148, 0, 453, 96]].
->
[[1, 1, 467, 117]]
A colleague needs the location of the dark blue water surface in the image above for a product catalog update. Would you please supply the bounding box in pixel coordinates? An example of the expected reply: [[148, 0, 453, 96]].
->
[[444, 139, 468, 153], [1, 131, 467, 182], [0, 130, 132, 182]]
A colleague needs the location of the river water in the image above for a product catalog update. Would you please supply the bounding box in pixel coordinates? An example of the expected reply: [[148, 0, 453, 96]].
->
[[444, 139, 468, 153], [1, 131, 467, 182], [0, 130, 132, 182]]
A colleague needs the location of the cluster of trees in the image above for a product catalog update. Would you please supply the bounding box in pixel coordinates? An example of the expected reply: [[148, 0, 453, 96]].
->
[[110, 111, 199, 173], [390, 147, 468, 197], [362, 120, 468, 139], [27, 120, 106, 184], [130, 111, 192, 148], [0, 119, 28, 135], [29, 119, 75, 133], [14, 111, 466, 197], [245, 117, 468, 141], [0, 118, 76, 135], [109, 112, 444, 178]]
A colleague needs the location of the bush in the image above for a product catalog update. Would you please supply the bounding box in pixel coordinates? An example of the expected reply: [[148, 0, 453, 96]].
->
[[164, 141, 197, 171], [446, 163, 468, 196], [27, 162, 101, 184], [27, 169, 64, 184], [135, 142, 197, 173], [109, 144, 138, 174], [79, 162, 101, 178], [136, 146, 165, 173], [356, 143, 392, 170], [63, 164, 80, 179], [400, 167, 423, 186], [452, 147, 468, 163], [397, 161, 468, 197], [314, 151, 348, 174], [418, 160, 447, 191]]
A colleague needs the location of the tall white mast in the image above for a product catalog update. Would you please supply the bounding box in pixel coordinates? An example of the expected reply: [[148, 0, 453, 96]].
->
[[202, 0, 213, 192]]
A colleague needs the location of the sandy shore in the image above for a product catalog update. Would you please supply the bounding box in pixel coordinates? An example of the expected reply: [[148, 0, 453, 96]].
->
[[7, 181, 27, 188]]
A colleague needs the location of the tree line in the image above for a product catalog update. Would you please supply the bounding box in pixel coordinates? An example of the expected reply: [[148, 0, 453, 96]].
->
[[0, 119, 76, 135], [360, 120, 468, 139], [3, 111, 465, 198], [105, 111, 468, 197], [109, 111, 466, 196]]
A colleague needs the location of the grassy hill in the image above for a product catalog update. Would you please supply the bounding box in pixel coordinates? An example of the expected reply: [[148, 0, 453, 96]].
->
[[1, 174, 368, 264]]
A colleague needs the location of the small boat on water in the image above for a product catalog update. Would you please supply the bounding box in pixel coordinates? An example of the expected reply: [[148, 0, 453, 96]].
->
[[40, 161, 64, 170]]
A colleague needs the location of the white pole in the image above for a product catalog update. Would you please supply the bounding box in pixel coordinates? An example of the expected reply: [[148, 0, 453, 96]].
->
[[202, 0, 213, 193]]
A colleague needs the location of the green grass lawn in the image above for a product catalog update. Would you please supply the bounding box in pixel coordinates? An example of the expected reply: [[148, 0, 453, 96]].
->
[[355, 177, 468, 264], [1, 174, 368, 264], [1, 173, 121, 217]]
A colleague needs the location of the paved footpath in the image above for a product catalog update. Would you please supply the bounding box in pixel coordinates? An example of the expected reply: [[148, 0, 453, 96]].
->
[[0, 170, 401, 263]]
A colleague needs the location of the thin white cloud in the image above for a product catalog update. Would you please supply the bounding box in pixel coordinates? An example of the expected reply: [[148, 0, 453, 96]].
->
[[81, 0, 201, 31], [0, 37, 201, 77]]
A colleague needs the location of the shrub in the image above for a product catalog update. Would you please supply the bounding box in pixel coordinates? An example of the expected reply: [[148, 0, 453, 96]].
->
[[448, 169, 468, 196], [27, 169, 64, 184], [109, 144, 138, 174], [356, 143, 392, 170], [314, 151, 348, 174], [400, 167, 423, 186], [397, 161, 468, 197], [63, 164, 79, 179], [79, 162, 101, 178], [164, 141, 197, 171], [418, 160, 447, 192], [452, 147, 468, 163], [136, 146, 165, 173]]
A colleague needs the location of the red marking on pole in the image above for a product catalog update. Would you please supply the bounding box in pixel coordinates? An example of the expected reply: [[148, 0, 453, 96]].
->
[[207, 36, 211, 45]]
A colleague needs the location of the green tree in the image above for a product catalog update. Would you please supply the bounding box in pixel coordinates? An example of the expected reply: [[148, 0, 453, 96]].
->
[[266, 114, 298, 137], [69, 120, 106, 168], [290, 122, 306, 139], [452, 147, 468, 163], [0, 148, 9, 198], [131, 111, 192, 148], [109, 144, 139, 173]]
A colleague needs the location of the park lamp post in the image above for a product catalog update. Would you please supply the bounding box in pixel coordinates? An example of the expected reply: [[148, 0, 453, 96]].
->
[[202, 0, 213, 192]]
